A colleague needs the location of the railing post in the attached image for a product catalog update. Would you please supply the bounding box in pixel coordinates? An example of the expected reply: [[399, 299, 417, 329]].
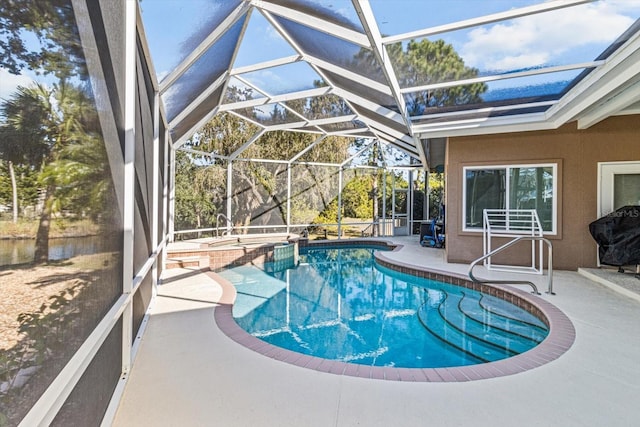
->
[[468, 236, 554, 296]]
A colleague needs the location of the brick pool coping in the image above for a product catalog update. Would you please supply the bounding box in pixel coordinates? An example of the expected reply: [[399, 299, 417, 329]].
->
[[211, 240, 576, 382]]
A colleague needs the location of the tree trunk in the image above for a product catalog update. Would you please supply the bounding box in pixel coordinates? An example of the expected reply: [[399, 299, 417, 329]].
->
[[34, 186, 54, 264], [9, 160, 18, 223]]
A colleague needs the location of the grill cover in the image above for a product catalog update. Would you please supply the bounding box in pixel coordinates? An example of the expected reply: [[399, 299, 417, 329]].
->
[[589, 206, 640, 266]]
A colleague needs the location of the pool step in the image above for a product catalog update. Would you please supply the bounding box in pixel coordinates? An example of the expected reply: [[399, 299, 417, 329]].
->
[[459, 294, 548, 343], [417, 290, 547, 362], [165, 255, 208, 269], [439, 292, 538, 354], [417, 293, 509, 363]]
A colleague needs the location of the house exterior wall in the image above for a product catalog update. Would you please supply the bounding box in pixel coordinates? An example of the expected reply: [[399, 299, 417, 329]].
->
[[445, 114, 640, 270]]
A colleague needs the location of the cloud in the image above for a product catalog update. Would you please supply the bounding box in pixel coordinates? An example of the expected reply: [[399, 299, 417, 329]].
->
[[0, 68, 35, 102], [460, 2, 638, 72]]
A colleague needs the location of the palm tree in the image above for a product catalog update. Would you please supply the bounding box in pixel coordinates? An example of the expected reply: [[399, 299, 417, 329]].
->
[[0, 81, 105, 263]]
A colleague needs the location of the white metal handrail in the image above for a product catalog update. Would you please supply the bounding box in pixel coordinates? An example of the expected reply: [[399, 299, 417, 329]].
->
[[215, 213, 233, 237], [469, 235, 555, 295], [483, 209, 544, 274]]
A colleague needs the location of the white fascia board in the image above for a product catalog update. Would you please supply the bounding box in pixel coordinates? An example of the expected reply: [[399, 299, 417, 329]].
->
[[548, 31, 640, 127], [413, 112, 553, 139], [305, 55, 392, 95], [169, 71, 228, 128], [383, 0, 595, 45], [253, 0, 370, 48], [577, 78, 640, 129], [410, 100, 557, 121], [400, 61, 605, 94], [231, 54, 301, 76], [159, 2, 250, 93]]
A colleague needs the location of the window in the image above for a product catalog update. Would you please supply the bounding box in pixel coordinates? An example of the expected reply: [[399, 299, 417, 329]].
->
[[463, 163, 557, 233]]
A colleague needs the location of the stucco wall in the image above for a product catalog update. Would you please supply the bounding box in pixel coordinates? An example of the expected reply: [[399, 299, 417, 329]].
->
[[446, 114, 640, 270]]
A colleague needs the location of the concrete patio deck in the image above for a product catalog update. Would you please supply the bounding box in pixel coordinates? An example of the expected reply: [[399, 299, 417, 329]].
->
[[112, 237, 640, 427]]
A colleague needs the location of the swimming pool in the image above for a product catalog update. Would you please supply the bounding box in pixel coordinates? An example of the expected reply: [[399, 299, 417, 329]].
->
[[219, 244, 550, 369]]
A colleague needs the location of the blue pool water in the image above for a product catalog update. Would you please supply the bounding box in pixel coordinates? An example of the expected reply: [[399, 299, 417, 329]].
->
[[221, 246, 548, 369]]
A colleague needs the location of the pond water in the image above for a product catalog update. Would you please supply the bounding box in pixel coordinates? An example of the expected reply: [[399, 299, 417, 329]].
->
[[0, 236, 107, 266]]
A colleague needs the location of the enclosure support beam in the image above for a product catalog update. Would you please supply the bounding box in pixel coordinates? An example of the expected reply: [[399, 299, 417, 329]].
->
[[226, 161, 233, 231], [287, 164, 292, 234], [168, 147, 176, 241], [382, 170, 387, 236], [337, 167, 343, 239], [151, 91, 160, 299], [162, 128, 170, 267], [121, 0, 137, 378]]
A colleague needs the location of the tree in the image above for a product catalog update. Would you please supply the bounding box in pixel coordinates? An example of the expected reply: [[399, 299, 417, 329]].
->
[[0, 0, 86, 79], [0, 84, 51, 224], [352, 38, 487, 115], [387, 39, 487, 115], [0, 81, 106, 262], [173, 151, 225, 233]]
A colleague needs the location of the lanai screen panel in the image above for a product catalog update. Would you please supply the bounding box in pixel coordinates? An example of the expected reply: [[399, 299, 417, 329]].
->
[[284, 94, 353, 120], [238, 132, 318, 161], [340, 167, 379, 224], [232, 9, 299, 67], [289, 163, 341, 225], [0, 1, 124, 424], [139, 0, 243, 75], [263, 0, 365, 32], [172, 154, 228, 233], [162, 17, 245, 122], [273, 15, 386, 83], [234, 102, 305, 126], [236, 61, 327, 96], [170, 85, 225, 142], [230, 160, 289, 231], [318, 67, 398, 110], [404, 68, 589, 117], [223, 77, 267, 103]]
